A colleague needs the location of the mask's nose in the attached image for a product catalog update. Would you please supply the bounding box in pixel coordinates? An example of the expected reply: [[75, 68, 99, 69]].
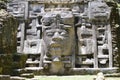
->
[[52, 32, 62, 42]]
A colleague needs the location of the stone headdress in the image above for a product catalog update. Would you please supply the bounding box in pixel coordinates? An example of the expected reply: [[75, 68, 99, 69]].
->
[[41, 10, 74, 31]]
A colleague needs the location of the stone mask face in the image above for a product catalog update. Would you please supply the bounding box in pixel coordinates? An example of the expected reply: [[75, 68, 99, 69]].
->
[[42, 12, 75, 57]]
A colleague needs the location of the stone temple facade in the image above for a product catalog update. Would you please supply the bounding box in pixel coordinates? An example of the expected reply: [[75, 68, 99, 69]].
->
[[7, 0, 119, 74]]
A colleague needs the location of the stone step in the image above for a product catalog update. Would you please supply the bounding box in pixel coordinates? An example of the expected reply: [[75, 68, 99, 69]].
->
[[24, 67, 43, 71], [20, 73, 34, 78], [105, 73, 120, 77], [19, 67, 43, 76], [43, 60, 52, 63], [71, 68, 118, 74], [10, 76, 26, 80], [26, 60, 39, 64]]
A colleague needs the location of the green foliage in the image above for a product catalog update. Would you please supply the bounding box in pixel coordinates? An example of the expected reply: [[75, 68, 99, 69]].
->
[[0, 67, 2, 74], [12, 54, 27, 76], [0, 14, 18, 54], [0, 54, 27, 75], [114, 4, 120, 71], [116, 27, 120, 71], [19, 54, 28, 68], [12, 54, 27, 69], [0, 54, 13, 75]]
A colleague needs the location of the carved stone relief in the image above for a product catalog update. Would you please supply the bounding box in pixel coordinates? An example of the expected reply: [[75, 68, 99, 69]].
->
[[41, 10, 75, 73], [6, 0, 118, 74]]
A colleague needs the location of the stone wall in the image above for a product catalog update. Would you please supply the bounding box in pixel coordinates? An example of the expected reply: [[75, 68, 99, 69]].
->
[[6, 0, 120, 74], [0, 0, 120, 75]]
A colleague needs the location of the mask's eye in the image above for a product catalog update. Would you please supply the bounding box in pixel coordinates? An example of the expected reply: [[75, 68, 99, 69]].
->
[[46, 32, 54, 37], [60, 31, 68, 37], [43, 21, 51, 26], [42, 18, 52, 26]]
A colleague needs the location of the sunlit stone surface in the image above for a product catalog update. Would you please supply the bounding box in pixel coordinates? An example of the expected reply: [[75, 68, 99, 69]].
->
[[5, 0, 119, 74]]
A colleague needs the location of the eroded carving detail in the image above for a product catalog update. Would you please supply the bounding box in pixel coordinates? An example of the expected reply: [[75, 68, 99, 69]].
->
[[5, 0, 119, 74], [41, 10, 75, 73]]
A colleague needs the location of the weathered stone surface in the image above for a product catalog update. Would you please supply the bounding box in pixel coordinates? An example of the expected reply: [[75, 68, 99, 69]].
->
[[20, 73, 34, 78], [88, 0, 111, 22], [4, 0, 120, 75], [41, 10, 75, 74]]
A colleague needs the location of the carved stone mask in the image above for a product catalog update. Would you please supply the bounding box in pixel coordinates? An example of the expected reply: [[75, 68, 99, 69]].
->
[[42, 11, 75, 57]]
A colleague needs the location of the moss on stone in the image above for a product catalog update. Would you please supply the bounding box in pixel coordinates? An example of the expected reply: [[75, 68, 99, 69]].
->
[[0, 54, 27, 75], [0, 54, 13, 75], [0, 9, 18, 54]]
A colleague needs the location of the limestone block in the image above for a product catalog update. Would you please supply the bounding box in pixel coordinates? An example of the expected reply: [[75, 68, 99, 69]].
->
[[7, 2, 25, 18], [23, 39, 41, 54], [88, 0, 111, 21], [29, 3, 44, 14]]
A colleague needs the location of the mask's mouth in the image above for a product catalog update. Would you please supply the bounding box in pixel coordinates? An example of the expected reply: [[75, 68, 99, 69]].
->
[[49, 43, 61, 48], [48, 43, 62, 55]]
